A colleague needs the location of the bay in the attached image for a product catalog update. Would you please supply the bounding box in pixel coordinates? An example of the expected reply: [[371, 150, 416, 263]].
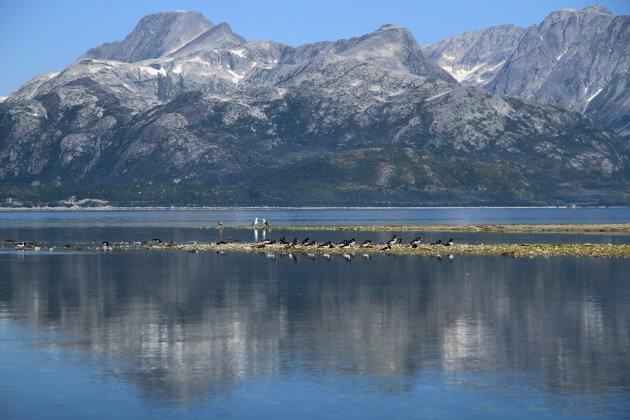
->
[[1, 208, 630, 419]]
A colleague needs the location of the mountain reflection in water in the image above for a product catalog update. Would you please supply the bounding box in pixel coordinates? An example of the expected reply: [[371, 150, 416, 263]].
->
[[1, 251, 629, 414]]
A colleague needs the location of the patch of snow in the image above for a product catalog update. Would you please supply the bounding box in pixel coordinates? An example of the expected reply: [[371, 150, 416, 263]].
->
[[388, 89, 407, 97], [443, 54, 456, 61], [487, 60, 506, 72], [425, 91, 450, 101], [141, 66, 166, 77], [586, 88, 603, 103], [172, 64, 183, 74], [187, 57, 211, 66], [443, 63, 485, 83], [230, 48, 246, 58], [350, 80, 362, 87], [0, 96, 6, 103], [47, 71, 60, 79], [556, 49, 568, 61], [226, 69, 244, 83]]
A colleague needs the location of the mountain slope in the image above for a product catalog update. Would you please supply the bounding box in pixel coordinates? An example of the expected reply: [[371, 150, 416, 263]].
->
[[423, 5, 630, 139], [1, 10, 629, 206], [422, 24, 526, 85], [82, 11, 214, 62]]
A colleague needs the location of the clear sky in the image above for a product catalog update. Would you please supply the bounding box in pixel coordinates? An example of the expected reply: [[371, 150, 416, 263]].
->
[[1, 0, 629, 96]]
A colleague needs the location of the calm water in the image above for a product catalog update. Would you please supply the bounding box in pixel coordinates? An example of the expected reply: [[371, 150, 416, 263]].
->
[[1, 209, 630, 419], [1, 207, 630, 228]]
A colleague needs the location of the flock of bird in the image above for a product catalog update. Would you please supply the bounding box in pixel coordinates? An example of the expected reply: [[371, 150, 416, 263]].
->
[[6, 216, 456, 256], [248, 234, 454, 250]]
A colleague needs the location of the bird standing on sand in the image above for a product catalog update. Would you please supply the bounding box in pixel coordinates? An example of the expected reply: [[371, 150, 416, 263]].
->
[[102, 241, 112, 251], [360, 240, 372, 247], [252, 218, 259, 226], [387, 235, 398, 246], [263, 219, 271, 226], [445, 238, 454, 246]]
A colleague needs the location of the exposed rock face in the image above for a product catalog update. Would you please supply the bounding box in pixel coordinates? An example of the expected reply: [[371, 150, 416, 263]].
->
[[422, 24, 526, 85], [82, 11, 214, 62], [1, 10, 629, 205], [423, 5, 630, 139]]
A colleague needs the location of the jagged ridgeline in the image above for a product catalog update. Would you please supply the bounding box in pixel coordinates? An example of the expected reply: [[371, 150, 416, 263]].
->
[[1, 9, 629, 206], [422, 5, 630, 139]]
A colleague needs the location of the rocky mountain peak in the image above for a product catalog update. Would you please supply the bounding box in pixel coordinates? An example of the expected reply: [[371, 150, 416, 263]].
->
[[169, 22, 246, 57], [81, 11, 214, 62], [580, 4, 613, 15], [338, 24, 456, 82]]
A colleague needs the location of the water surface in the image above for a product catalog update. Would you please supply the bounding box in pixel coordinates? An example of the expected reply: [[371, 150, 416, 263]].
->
[[1, 209, 630, 419]]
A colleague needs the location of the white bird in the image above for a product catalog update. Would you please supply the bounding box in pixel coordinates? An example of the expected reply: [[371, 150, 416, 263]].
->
[[263, 219, 271, 226], [252, 217, 259, 226]]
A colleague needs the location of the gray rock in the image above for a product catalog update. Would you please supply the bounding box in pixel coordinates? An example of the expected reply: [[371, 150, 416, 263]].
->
[[0, 9, 628, 205], [82, 11, 214, 62], [422, 24, 525, 85], [424, 5, 630, 139]]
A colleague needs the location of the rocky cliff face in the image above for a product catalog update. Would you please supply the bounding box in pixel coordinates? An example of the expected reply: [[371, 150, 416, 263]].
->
[[423, 5, 630, 139], [1, 10, 629, 206], [422, 24, 526, 86], [82, 11, 215, 62]]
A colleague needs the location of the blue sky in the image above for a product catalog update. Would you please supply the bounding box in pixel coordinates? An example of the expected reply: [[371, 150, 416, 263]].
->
[[1, 0, 629, 96]]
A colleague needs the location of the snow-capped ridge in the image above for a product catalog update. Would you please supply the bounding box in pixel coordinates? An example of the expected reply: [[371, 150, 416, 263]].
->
[[81, 11, 213, 63], [169, 22, 246, 57]]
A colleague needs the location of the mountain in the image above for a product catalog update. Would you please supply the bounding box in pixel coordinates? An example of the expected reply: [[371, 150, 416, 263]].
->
[[1, 11, 629, 206], [422, 24, 526, 86], [423, 5, 630, 139], [82, 11, 214, 62]]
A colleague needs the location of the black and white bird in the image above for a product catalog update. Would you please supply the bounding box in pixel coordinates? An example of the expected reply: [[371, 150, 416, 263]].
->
[[302, 237, 310, 246], [381, 244, 392, 251], [445, 238, 454, 246], [16, 241, 26, 250], [387, 235, 398, 246], [410, 236, 423, 246], [102, 241, 112, 251], [252, 218, 259, 226], [318, 241, 335, 249], [218, 221, 223, 226], [360, 240, 372, 247], [263, 219, 271, 226], [431, 239, 442, 245]]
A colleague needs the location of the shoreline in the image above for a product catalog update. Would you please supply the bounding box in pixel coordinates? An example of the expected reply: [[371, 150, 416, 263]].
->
[[1, 205, 627, 211], [203, 224, 630, 233], [5, 241, 629, 258], [179, 242, 630, 258]]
